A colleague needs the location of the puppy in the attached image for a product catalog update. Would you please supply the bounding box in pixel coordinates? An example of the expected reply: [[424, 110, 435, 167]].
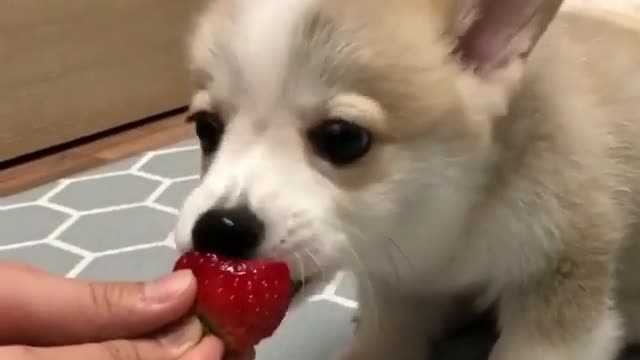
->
[[173, 0, 640, 359]]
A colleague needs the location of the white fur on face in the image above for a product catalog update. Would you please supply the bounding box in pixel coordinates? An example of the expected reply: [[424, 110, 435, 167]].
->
[[176, 0, 491, 286], [175, 0, 356, 281], [231, 0, 315, 105], [176, 0, 518, 291], [174, 120, 347, 280]]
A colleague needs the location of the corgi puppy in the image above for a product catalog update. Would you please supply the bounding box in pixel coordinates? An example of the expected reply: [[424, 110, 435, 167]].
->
[[173, 0, 640, 359]]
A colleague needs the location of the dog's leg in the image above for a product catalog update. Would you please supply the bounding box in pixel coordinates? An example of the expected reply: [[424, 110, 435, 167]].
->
[[490, 263, 623, 360], [337, 280, 456, 360]]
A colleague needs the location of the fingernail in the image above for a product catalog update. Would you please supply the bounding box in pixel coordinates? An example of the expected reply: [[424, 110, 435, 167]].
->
[[144, 270, 194, 304], [159, 317, 203, 353]]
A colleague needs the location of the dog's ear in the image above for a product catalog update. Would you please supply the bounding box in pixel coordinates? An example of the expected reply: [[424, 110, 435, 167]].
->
[[450, 0, 564, 75]]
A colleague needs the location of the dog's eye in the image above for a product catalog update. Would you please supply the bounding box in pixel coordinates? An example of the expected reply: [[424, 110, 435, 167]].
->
[[188, 111, 225, 154], [308, 119, 372, 166]]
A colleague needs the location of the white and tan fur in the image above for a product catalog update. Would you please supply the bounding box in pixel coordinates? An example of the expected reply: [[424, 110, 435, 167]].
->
[[173, 0, 640, 359]]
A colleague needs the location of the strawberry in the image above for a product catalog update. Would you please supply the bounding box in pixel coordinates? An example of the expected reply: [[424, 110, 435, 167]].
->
[[173, 252, 295, 355]]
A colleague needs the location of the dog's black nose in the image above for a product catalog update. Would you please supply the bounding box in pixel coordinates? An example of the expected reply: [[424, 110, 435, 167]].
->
[[191, 206, 264, 258]]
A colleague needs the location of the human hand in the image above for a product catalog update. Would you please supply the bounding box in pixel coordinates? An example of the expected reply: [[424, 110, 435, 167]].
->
[[0, 262, 224, 359]]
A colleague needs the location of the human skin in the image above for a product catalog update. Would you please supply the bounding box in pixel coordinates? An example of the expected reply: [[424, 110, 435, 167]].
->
[[0, 262, 225, 360]]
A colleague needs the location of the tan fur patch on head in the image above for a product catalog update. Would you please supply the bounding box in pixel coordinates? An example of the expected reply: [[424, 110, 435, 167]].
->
[[295, 0, 493, 144], [189, 0, 499, 192], [428, 0, 478, 35], [310, 0, 501, 190], [283, 0, 486, 190]]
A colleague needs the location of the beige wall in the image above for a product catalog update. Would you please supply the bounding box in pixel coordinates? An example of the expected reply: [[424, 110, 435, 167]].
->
[[1, 0, 637, 162], [0, 1, 204, 162]]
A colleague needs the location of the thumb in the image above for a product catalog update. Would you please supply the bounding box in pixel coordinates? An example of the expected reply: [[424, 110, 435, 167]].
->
[[0, 263, 196, 346]]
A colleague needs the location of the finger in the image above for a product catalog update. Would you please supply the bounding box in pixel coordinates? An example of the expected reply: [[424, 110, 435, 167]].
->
[[180, 336, 225, 360], [0, 317, 203, 360], [0, 262, 197, 346]]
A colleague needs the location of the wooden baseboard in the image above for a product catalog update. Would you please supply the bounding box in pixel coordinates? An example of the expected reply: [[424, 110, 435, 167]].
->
[[1, 109, 194, 196]]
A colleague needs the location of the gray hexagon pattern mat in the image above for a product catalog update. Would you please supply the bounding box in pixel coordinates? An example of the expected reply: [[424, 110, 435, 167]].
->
[[3, 137, 640, 359]]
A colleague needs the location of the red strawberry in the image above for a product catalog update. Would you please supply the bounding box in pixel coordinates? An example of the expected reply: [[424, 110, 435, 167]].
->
[[174, 252, 294, 355]]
